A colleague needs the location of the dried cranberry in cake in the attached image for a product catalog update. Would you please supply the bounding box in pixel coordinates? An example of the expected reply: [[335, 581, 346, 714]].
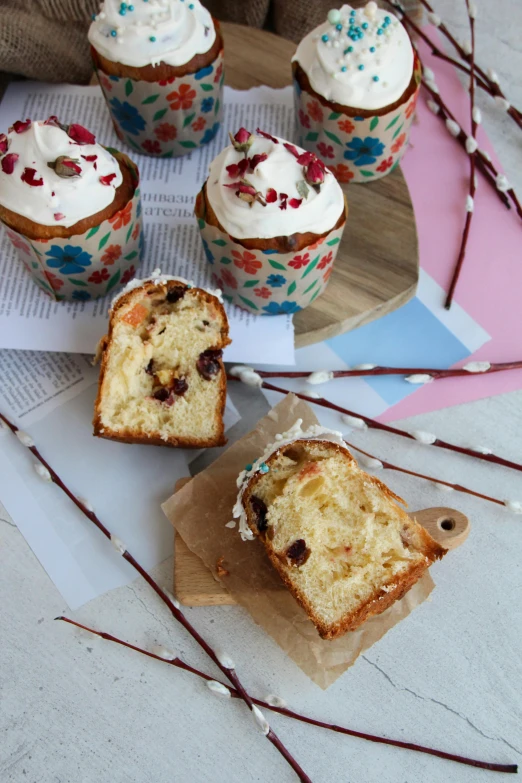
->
[[197, 348, 223, 380], [93, 274, 231, 448], [286, 539, 311, 567], [165, 285, 185, 304], [250, 495, 268, 533]]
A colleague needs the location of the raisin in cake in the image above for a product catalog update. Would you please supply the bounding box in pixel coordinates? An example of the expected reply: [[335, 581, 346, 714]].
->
[[93, 271, 230, 447], [233, 420, 445, 640]]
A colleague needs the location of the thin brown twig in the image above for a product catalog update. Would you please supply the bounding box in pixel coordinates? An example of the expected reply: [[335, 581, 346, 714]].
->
[[56, 617, 518, 775], [444, 0, 477, 309], [386, 0, 522, 130], [240, 381, 522, 506], [0, 412, 310, 783], [226, 376, 522, 475], [420, 80, 522, 219]]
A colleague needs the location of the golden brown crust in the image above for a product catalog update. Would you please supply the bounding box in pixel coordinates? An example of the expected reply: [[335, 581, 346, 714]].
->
[[92, 278, 231, 448], [195, 183, 348, 254], [243, 439, 446, 640], [292, 51, 420, 119], [0, 155, 136, 240], [91, 22, 223, 82]]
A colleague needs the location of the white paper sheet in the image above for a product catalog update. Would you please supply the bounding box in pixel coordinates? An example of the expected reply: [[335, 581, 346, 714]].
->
[[0, 83, 295, 364]]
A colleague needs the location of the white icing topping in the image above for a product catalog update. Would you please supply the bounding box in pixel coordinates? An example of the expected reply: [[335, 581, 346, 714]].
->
[[110, 267, 223, 310], [233, 418, 347, 541], [206, 134, 345, 240], [292, 3, 414, 110], [0, 120, 122, 228], [252, 705, 270, 735], [206, 680, 231, 698], [34, 463, 52, 482], [307, 371, 334, 385], [88, 0, 216, 69]]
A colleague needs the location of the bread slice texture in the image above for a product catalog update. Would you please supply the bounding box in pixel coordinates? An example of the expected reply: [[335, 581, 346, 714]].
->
[[93, 278, 231, 447], [241, 439, 446, 640]]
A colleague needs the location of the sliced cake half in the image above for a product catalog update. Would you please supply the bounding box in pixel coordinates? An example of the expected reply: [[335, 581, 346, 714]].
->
[[93, 272, 230, 447], [234, 422, 446, 640]]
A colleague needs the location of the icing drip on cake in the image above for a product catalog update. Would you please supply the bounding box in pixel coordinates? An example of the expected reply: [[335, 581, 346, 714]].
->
[[88, 0, 216, 68], [233, 419, 347, 540], [0, 119, 122, 228], [206, 131, 345, 239], [292, 3, 414, 110]]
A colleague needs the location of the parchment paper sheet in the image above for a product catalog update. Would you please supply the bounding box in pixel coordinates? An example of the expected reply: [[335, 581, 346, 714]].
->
[[162, 394, 434, 688]]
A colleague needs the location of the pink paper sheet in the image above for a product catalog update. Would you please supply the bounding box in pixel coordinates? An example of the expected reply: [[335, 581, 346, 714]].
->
[[381, 34, 522, 422]]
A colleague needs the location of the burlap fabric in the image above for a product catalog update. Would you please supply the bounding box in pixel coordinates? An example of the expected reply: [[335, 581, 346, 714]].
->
[[0, 0, 422, 90]]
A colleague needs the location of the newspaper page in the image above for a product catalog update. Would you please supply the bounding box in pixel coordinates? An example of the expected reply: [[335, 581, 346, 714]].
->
[[0, 83, 295, 363]]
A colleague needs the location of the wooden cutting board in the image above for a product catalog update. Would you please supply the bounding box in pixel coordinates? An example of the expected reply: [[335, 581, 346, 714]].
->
[[172, 479, 470, 606], [91, 22, 419, 349]]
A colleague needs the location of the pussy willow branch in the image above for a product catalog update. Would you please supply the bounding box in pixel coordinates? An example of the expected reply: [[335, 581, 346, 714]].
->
[[0, 412, 310, 783], [56, 618, 517, 775], [386, 0, 522, 130], [415, 0, 522, 124], [444, 0, 477, 310], [242, 382, 519, 506], [421, 79, 522, 219], [227, 377, 522, 475]]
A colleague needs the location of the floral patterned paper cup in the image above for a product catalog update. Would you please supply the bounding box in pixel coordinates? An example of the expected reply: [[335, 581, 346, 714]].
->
[[95, 49, 224, 158], [195, 192, 346, 316], [3, 151, 143, 302], [293, 56, 421, 183]]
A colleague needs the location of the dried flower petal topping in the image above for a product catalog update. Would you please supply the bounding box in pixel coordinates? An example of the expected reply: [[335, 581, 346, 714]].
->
[[279, 192, 288, 210], [288, 198, 302, 209], [226, 158, 249, 178], [1, 153, 19, 175], [265, 188, 277, 203], [283, 142, 300, 158], [229, 127, 254, 153], [21, 167, 44, 186], [44, 115, 64, 129], [249, 153, 268, 170], [54, 212, 66, 221], [305, 160, 325, 188], [67, 123, 96, 145], [224, 178, 266, 207], [11, 119, 31, 134], [0, 134, 8, 155], [81, 154, 98, 163], [100, 172, 117, 186], [47, 156, 82, 178], [297, 151, 320, 167], [296, 180, 310, 200], [256, 128, 278, 143]]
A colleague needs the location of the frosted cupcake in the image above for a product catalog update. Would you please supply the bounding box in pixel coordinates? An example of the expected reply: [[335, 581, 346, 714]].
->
[[292, 2, 421, 183], [0, 117, 142, 301], [195, 128, 347, 315], [89, 0, 224, 157]]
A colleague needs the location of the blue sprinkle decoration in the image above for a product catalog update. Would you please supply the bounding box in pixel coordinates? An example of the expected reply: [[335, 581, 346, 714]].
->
[[384, 16, 391, 23], [377, 28, 384, 35], [336, 23, 343, 31], [370, 46, 376, 52], [341, 66, 347, 72], [350, 8, 356, 15], [91, 13, 96, 20], [373, 75, 379, 81], [344, 46, 353, 53], [128, 3, 134, 8], [321, 33, 329, 42], [362, 22, 368, 29], [358, 64, 365, 70], [149, 35, 156, 41], [259, 463, 269, 474], [188, 2, 194, 7], [110, 29, 117, 36], [119, 8, 126, 14], [245, 463, 253, 472]]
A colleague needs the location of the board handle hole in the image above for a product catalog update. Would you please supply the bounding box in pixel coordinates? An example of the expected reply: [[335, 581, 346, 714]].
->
[[439, 517, 456, 532]]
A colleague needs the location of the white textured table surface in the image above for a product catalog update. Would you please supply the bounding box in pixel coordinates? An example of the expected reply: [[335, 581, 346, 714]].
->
[[1, 2, 521, 781]]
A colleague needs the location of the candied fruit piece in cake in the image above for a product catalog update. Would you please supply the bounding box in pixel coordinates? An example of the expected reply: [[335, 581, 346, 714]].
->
[[93, 275, 230, 447], [235, 425, 446, 639]]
